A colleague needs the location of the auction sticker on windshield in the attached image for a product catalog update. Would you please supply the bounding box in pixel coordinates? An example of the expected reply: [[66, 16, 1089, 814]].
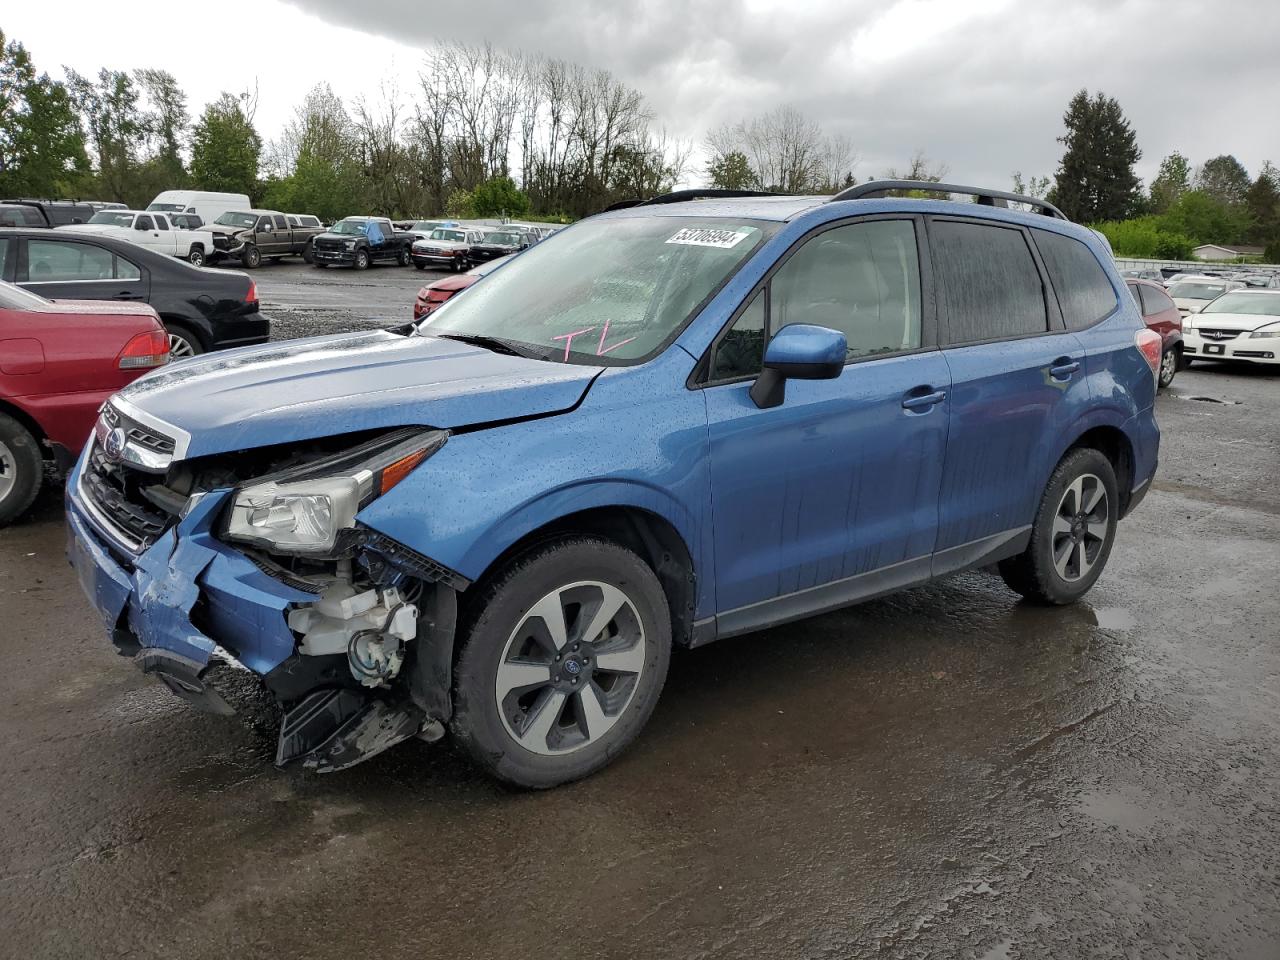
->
[[666, 227, 753, 248]]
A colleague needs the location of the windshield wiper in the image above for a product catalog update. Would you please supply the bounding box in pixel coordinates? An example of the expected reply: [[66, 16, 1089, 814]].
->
[[435, 332, 544, 359]]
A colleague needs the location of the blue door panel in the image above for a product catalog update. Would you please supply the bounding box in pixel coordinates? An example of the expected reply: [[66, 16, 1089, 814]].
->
[[706, 351, 951, 613], [937, 332, 1089, 550]]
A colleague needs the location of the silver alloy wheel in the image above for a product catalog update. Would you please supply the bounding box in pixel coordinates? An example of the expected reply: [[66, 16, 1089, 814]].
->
[[496, 580, 646, 756], [1052, 473, 1109, 582], [168, 332, 196, 359], [0, 440, 15, 502], [1159, 348, 1177, 386]]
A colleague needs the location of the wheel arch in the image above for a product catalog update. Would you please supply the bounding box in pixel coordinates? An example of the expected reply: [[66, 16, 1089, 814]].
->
[[465, 502, 699, 648], [156, 314, 210, 350], [1064, 423, 1136, 516], [0, 398, 50, 459]]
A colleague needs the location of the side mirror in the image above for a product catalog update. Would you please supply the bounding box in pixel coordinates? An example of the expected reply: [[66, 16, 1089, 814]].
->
[[749, 323, 847, 409]]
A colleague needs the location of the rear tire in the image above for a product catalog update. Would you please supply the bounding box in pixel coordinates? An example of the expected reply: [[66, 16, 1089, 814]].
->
[[1158, 347, 1178, 388], [187, 245, 206, 267], [0, 413, 43, 527], [998, 447, 1118, 605], [397, 247, 410, 266], [450, 537, 671, 789], [165, 324, 204, 359]]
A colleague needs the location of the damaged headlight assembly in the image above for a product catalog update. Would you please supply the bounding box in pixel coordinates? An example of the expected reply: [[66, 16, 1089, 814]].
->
[[222, 428, 447, 556]]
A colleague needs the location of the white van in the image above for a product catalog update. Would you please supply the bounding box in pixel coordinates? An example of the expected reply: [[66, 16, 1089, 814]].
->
[[146, 190, 252, 227]]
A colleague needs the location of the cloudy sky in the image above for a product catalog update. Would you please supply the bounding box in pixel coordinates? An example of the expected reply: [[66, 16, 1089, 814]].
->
[[7, 0, 1279, 190]]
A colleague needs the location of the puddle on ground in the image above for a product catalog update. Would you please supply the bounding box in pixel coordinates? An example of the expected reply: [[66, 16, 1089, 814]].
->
[[1177, 395, 1242, 405], [1092, 607, 1136, 631], [1078, 787, 1160, 833]]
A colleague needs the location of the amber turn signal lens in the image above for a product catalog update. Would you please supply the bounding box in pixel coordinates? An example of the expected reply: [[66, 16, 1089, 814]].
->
[[378, 448, 431, 495]]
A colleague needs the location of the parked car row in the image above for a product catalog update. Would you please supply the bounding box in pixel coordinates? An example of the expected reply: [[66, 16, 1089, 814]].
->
[[0, 198, 125, 228]]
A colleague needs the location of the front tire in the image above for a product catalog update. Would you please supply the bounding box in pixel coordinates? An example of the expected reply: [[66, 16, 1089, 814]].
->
[[1158, 347, 1178, 388], [241, 244, 261, 269], [353, 249, 369, 270], [998, 448, 1119, 605], [450, 538, 671, 788], [302, 241, 314, 264], [0, 414, 43, 527]]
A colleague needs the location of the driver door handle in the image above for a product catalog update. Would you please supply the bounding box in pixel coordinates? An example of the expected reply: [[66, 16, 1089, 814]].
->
[[902, 389, 947, 411]]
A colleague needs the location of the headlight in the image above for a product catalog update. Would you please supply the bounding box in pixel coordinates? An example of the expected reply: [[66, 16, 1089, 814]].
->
[[1248, 327, 1280, 339], [223, 429, 447, 555], [344, 240, 356, 250]]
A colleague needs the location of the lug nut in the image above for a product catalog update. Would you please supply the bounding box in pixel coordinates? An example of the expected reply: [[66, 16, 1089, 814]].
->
[[572, 644, 580, 651], [571, 678, 578, 685]]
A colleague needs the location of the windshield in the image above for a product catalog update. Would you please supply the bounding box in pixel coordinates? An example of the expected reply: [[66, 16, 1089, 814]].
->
[[1200, 293, 1280, 316], [1168, 282, 1228, 300], [215, 211, 259, 228], [429, 229, 466, 242], [147, 202, 186, 212], [330, 219, 371, 235], [421, 216, 775, 364], [88, 212, 136, 227], [484, 232, 520, 245]]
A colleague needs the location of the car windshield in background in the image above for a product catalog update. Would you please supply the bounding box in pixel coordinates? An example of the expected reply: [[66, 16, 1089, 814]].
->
[[329, 220, 370, 235], [484, 233, 520, 245], [215, 212, 259, 228], [1168, 282, 1227, 299], [146, 203, 186, 211], [0, 280, 50, 309], [1200, 292, 1280, 316], [414, 221, 444, 231], [430, 229, 465, 242], [421, 217, 776, 364], [88, 212, 136, 227]]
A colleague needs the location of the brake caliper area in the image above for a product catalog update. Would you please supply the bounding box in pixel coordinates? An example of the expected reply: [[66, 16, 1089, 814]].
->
[[287, 581, 418, 687]]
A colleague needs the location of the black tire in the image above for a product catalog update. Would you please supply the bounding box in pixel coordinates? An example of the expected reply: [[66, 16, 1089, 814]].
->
[[165, 323, 204, 359], [998, 447, 1119, 605], [450, 537, 672, 789], [187, 245, 206, 267], [1179, 354, 1193, 370], [353, 249, 369, 270], [413, 262, 426, 270], [241, 244, 261, 269], [301, 242, 314, 264], [1158, 347, 1178, 388], [397, 247, 410, 267], [313, 261, 328, 269], [0, 413, 43, 527]]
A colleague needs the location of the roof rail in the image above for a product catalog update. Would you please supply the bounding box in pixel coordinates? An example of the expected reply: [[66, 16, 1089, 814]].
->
[[638, 189, 787, 206], [602, 198, 645, 212], [828, 180, 1067, 220]]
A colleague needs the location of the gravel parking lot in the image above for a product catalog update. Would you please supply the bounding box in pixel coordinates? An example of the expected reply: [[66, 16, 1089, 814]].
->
[[1, 267, 1278, 959]]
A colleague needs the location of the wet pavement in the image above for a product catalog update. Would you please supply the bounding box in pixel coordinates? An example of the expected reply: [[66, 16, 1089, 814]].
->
[[1, 292, 1278, 957]]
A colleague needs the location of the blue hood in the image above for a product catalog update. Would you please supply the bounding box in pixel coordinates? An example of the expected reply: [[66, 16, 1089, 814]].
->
[[119, 331, 602, 457]]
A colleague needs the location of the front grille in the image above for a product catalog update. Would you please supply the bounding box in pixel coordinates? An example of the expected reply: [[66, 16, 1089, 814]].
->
[[314, 239, 346, 252], [1198, 329, 1240, 341], [213, 236, 232, 250], [82, 426, 181, 552], [102, 405, 176, 457]]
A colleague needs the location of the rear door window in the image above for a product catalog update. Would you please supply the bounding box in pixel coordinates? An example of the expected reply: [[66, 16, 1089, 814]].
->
[[1032, 228, 1118, 330], [931, 220, 1048, 343], [274, 215, 288, 229], [25, 239, 115, 281], [1138, 283, 1175, 317], [153, 214, 169, 230]]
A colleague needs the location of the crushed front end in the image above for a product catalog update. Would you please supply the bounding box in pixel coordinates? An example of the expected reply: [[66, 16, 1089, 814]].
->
[[66, 399, 467, 772]]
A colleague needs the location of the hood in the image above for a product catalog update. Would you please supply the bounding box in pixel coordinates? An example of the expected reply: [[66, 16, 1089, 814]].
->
[[474, 240, 517, 249], [1172, 297, 1208, 313], [1188, 311, 1278, 332], [414, 238, 468, 249], [117, 330, 603, 458], [207, 223, 250, 237]]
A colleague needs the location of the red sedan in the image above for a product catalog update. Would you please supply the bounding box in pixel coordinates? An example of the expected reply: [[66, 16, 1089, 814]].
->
[[1126, 278, 1184, 388], [0, 281, 168, 525], [412, 258, 506, 321]]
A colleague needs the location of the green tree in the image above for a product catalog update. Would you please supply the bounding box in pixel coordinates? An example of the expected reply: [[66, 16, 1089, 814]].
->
[[190, 93, 261, 195], [65, 67, 146, 201], [1160, 189, 1250, 245], [0, 30, 88, 197], [1048, 89, 1142, 222], [444, 188, 474, 218], [1195, 155, 1251, 207], [1245, 162, 1280, 245], [1148, 151, 1191, 213], [1011, 171, 1051, 199], [135, 69, 188, 181], [707, 150, 757, 190], [469, 174, 530, 218]]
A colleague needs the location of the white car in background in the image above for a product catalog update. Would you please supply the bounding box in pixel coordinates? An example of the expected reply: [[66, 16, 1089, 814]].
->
[[1183, 289, 1280, 366], [1165, 277, 1244, 315], [59, 209, 216, 266]]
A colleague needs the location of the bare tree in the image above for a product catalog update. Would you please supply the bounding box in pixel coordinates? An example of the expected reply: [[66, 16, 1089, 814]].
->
[[706, 106, 855, 193]]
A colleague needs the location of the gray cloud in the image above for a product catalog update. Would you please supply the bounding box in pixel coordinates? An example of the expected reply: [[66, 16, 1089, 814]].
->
[[283, 0, 1280, 189]]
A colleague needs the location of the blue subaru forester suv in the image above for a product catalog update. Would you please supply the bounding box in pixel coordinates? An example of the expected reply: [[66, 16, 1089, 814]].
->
[[67, 181, 1161, 787]]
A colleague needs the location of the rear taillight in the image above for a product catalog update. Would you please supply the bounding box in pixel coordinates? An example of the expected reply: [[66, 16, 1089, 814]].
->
[[1135, 329, 1162, 378], [245, 280, 258, 304], [117, 329, 170, 369]]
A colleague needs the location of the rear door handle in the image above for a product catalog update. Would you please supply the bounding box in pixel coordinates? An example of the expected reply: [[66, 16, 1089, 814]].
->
[[902, 389, 947, 411], [1050, 358, 1081, 380]]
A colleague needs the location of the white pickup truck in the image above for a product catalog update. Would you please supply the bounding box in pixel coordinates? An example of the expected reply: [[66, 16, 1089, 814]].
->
[[61, 209, 217, 267]]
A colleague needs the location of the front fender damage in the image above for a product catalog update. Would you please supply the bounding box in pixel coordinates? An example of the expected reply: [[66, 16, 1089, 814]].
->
[[119, 491, 463, 772]]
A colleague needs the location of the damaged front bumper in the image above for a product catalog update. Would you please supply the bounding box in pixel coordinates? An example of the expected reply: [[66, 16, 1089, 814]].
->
[[66, 475, 458, 772]]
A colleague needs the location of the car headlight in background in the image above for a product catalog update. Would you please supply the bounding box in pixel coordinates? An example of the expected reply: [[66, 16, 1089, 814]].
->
[[1247, 325, 1280, 339], [344, 240, 356, 250], [223, 429, 447, 555]]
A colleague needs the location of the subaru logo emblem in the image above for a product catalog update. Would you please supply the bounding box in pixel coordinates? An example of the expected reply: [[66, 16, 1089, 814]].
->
[[103, 427, 128, 463], [563, 659, 582, 676]]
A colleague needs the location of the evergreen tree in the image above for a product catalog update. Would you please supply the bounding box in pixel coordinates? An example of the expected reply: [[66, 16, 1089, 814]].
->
[[1195, 155, 1251, 207], [0, 31, 88, 197], [1245, 162, 1280, 245], [1048, 89, 1142, 222], [1148, 151, 1191, 213], [65, 67, 148, 202], [190, 94, 261, 196]]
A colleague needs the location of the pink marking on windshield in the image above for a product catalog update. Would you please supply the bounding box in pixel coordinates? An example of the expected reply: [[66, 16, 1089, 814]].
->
[[551, 327, 595, 361], [596, 320, 637, 356]]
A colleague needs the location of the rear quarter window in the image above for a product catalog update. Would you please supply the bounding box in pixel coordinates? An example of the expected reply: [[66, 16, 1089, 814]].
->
[[1033, 228, 1118, 330], [1138, 283, 1175, 317], [931, 220, 1048, 343]]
